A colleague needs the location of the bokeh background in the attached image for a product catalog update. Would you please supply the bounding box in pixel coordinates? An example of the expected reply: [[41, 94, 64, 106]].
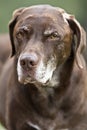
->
[[0, 0, 86, 129]]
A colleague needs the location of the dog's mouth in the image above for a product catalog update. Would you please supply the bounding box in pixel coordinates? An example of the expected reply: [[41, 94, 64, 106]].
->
[[17, 68, 36, 85], [17, 68, 52, 87]]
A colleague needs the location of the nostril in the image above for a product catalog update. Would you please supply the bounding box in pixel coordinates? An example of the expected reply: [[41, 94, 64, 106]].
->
[[20, 59, 26, 67], [29, 60, 36, 66]]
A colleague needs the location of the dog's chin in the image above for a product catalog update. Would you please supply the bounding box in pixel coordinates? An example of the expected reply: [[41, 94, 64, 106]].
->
[[18, 77, 43, 87], [18, 74, 59, 88], [18, 75, 35, 85], [17, 70, 48, 86]]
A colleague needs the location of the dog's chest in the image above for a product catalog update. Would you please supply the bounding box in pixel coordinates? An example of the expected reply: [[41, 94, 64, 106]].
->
[[26, 120, 56, 130], [18, 85, 69, 130], [23, 119, 69, 130], [21, 99, 68, 130]]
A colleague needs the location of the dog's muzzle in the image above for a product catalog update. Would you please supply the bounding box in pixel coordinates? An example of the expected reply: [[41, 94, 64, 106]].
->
[[17, 52, 58, 87]]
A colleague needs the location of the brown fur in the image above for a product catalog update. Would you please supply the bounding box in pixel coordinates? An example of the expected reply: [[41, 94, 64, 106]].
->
[[0, 34, 11, 72]]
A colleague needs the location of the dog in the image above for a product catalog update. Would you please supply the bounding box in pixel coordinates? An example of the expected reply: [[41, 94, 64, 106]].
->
[[0, 5, 86, 130]]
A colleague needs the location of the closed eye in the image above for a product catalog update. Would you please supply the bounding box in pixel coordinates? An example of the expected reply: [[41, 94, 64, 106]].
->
[[16, 26, 32, 42], [16, 30, 24, 41]]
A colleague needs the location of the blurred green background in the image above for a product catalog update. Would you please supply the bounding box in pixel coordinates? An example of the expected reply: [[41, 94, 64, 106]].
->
[[0, 0, 86, 129]]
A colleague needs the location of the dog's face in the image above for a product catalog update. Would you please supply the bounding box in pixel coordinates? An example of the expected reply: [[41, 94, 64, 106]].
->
[[9, 5, 86, 87]]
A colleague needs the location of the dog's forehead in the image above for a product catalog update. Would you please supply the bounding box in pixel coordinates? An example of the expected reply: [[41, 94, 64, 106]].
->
[[18, 5, 67, 25], [21, 5, 64, 15]]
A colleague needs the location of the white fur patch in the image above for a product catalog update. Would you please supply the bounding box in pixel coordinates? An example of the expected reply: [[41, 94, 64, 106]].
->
[[17, 56, 24, 83], [27, 122, 41, 130], [35, 57, 57, 86]]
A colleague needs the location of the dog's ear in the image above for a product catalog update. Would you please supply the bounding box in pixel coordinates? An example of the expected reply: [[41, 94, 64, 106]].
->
[[9, 8, 25, 56], [62, 12, 86, 69]]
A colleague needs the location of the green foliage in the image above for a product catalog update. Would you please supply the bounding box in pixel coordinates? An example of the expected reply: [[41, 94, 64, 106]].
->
[[0, 124, 5, 130]]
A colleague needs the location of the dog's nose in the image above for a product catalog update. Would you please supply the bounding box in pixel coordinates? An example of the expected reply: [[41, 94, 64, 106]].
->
[[20, 54, 39, 69]]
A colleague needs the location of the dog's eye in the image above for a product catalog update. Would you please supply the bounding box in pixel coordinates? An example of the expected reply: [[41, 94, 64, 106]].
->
[[16, 31, 24, 41], [16, 26, 32, 41], [50, 32, 59, 39], [46, 32, 61, 41]]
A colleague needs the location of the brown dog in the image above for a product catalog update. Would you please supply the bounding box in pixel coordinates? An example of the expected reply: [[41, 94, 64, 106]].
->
[[0, 5, 87, 130]]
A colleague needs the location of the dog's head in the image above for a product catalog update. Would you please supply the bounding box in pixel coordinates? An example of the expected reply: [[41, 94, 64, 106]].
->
[[9, 5, 86, 87]]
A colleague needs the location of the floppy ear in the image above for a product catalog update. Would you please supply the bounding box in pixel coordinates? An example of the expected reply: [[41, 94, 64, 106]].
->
[[62, 12, 86, 69], [9, 8, 25, 56]]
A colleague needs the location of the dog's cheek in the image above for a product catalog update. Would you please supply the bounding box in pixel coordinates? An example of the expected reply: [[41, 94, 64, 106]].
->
[[56, 43, 65, 64], [35, 58, 56, 85], [57, 42, 71, 64], [14, 38, 24, 55]]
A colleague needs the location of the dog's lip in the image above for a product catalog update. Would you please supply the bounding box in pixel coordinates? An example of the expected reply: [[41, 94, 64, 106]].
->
[[18, 69, 35, 84], [19, 76, 52, 88], [18, 69, 50, 86], [23, 72, 36, 83], [18, 75, 36, 85], [21, 73, 49, 86], [24, 76, 36, 84]]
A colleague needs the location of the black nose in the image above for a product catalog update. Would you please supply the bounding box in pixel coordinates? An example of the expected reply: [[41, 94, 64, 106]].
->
[[20, 54, 39, 69]]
